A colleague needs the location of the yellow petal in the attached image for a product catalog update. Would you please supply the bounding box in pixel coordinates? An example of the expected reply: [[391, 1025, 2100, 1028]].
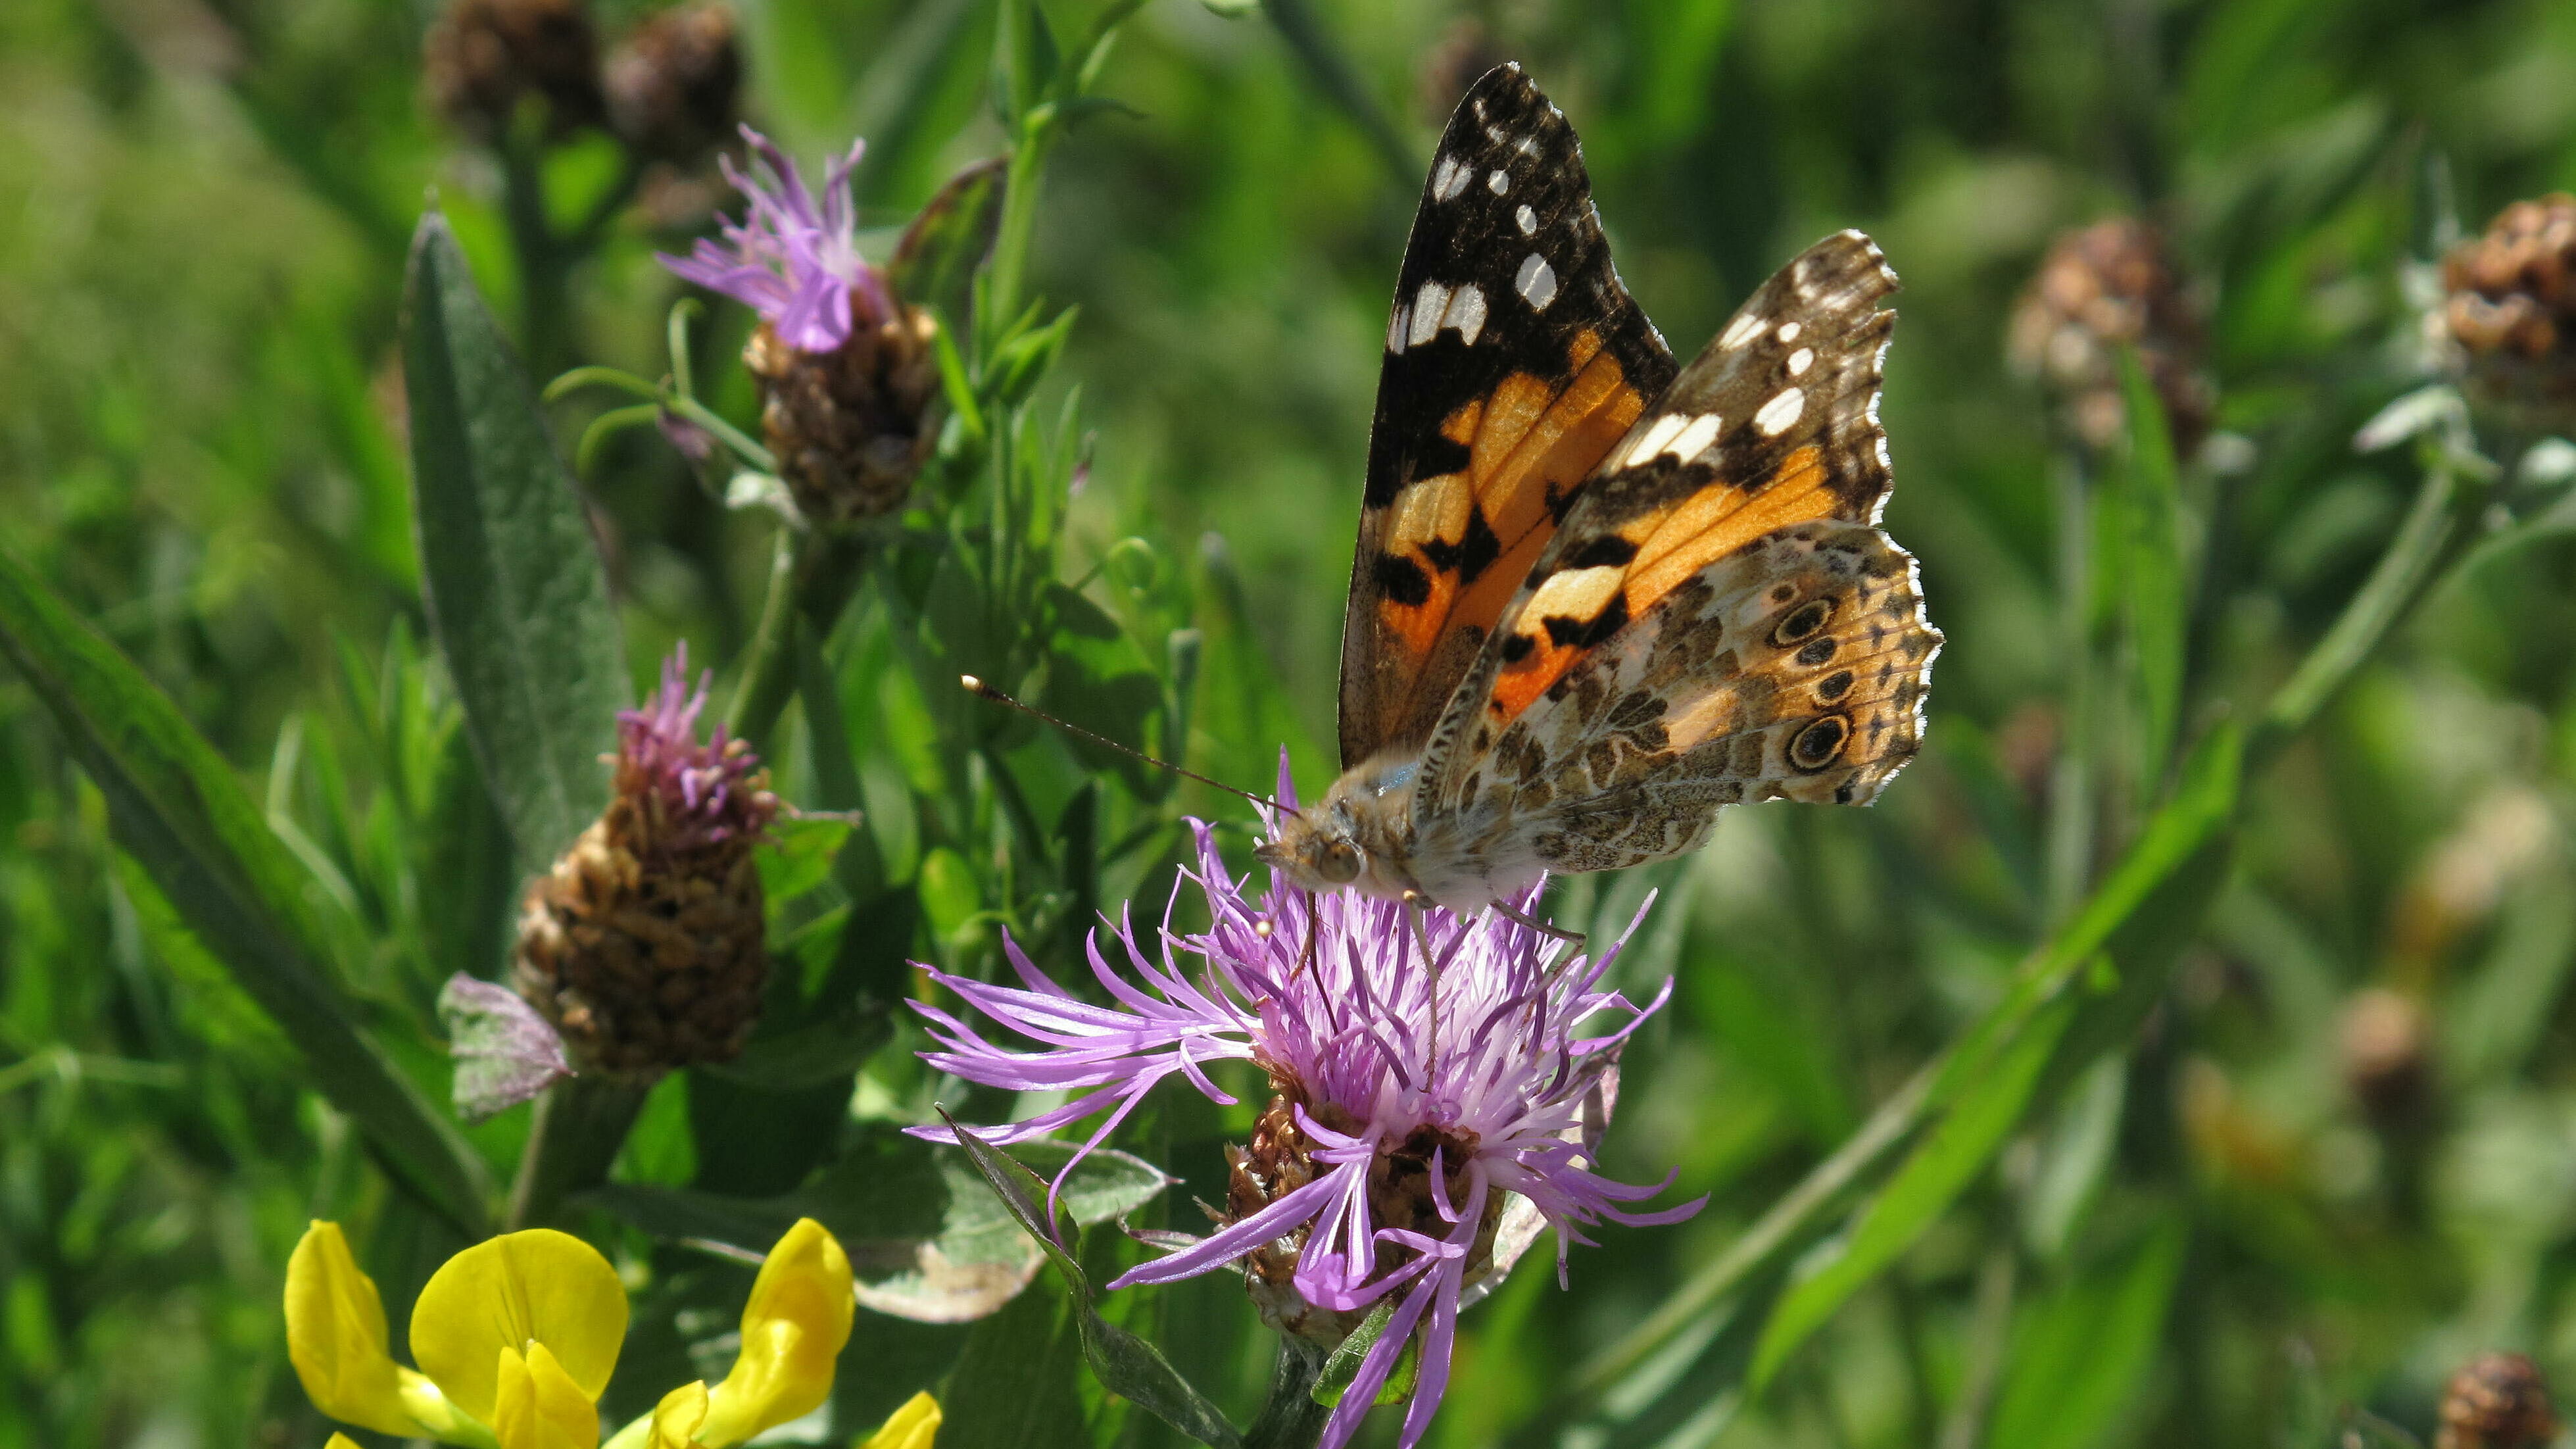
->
[[648, 1381, 710, 1449], [857, 1392, 941, 1449], [285, 1221, 429, 1438], [327, 1436, 368, 1449], [693, 1219, 855, 1447], [493, 1342, 603, 1449], [412, 1229, 628, 1424]]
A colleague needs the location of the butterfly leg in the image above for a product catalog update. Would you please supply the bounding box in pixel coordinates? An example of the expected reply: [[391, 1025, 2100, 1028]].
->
[[1401, 891, 1444, 1068], [1488, 895, 1587, 950]]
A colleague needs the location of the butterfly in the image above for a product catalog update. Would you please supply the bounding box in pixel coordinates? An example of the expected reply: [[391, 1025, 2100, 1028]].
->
[[1256, 63, 1942, 927]]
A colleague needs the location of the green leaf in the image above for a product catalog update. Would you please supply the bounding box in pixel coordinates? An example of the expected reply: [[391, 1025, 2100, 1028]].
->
[[890, 157, 1008, 337], [755, 815, 855, 907], [1312, 1298, 1420, 1409], [2116, 349, 2187, 780], [944, 1113, 1245, 1447], [940, 1260, 1096, 1449], [0, 547, 493, 1235], [583, 1131, 1173, 1324], [1987, 1219, 2188, 1449], [402, 212, 627, 872], [1751, 994, 2076, 1388], [1747, 722, 2242, 1387]]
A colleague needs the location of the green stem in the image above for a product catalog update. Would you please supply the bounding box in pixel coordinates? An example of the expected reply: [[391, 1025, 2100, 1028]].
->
[[2248, 454, 2473, 770], [1258, 0, 1415, 183], [1243, 1337, 1330, 1449], [729, 531, 804, 749], [506, 1073, 652, 1229], [498, 135, 575, 380]]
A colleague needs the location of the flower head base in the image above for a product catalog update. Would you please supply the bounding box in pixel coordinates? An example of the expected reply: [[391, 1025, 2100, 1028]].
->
[[2007, 216, 2212, 458], [423, 0, 607, 143], [658, 128, 941, 526], [515, 646, 778, 1078], [915, 766, 1701, 1449], [2442, 194, 2576, 432], [604, 3, 741, 165]]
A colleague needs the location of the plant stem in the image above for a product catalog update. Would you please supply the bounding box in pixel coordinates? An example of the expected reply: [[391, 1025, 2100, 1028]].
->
[[729, 529, 804, 749], [506, 1072, 652, 1229], [2248, 453, 2473, 770], [1244, 1337, 1330, 1449]]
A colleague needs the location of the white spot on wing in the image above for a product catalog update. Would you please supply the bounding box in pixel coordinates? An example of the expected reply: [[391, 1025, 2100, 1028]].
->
[[1755, 387, 1806, 436], [1488, 168, 1509, 195], [1719, 312, 1766, 349], [1515, 205, 1537, 235], [1525, 566, 1626, 620], [1388, 305, 1409, 354], [1442, 283, 1489, 346], [1432, 157, 1470, 202], [1486, 124, 1509, 143], [1787, 347, 1814, 376], [1515, 253, 1558, 310], [1622, 413, 1688, 468], [1669, 412, 1724, 460], [1411, 281, 1449, 346], [1776, 322, 1803, 343]]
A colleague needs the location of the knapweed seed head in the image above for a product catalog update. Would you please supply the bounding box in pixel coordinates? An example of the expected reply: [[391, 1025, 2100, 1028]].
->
[[515, 645, 777, 1079], [605, 3, 741, 165], [915, 764, 1700, 1449], [2441, 194, 2576, 432], [423, 0, 607, 143], [2437, 1351, 2558, 1449], [659, 128, 940, 526], [2008, 216, 2212, 458]]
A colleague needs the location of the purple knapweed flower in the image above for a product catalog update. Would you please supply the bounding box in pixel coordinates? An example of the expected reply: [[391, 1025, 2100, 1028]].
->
[[913, 764, 1701, 1449], [615, 643, 775, 852], [659, 125, 894, 355]]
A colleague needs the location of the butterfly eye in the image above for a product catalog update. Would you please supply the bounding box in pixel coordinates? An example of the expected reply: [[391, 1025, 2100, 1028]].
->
[[1788, 714, 1850, 772], [1316, 841, 1363, 884], [1770, 597, 1836, 647]]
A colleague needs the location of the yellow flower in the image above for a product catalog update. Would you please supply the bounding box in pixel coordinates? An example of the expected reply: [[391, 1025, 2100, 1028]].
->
[[285, 1221, 624, 1449], [858, 1392, 941, 1449], [284, 1221, 491, 1446], [600, 1218, 858, 1449], [293, 1216, 875, 1449]]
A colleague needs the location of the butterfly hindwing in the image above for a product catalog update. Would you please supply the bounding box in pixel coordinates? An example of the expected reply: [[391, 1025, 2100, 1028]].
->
[[1338, 63, 1677, 771], [1411, 232, 1940, 876]]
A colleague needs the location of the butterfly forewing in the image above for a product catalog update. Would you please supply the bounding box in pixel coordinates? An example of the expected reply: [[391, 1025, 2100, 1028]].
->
[[1338, 63, 1676, 771], [1409, 232, 1941, 880]]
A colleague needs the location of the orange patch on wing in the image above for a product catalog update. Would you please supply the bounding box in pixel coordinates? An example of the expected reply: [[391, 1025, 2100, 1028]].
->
[[1488, 636, 1584, 724], [1622, 446, 1830, 613]]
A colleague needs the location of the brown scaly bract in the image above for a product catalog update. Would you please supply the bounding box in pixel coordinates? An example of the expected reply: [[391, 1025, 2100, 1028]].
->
[[747, 307, 943, 529], [514, 649, 778, 1079], [2442, 193, 2576, 430], [422, 0, 606, 142], [605, 3, 742, 165], [2007, 216, 2212, 458]]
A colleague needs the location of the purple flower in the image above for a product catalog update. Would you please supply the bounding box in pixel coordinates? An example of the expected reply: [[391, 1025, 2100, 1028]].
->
[[912, 762, 1701, 1449], [659, 126, 894, 355], [616, 643, 775, 852]]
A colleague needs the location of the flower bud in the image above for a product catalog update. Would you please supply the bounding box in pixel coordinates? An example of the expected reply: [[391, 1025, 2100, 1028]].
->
[[746, 306, 943, 528], [2437, 1352, 2557, 1449], [606, 3, 742, 165], [514, 649, 777, 1079], [423, 0, 608, 143], [2441, 194, 2576, 430], [2008, 218, 2212, 458], [2337, 987, 2433, 1132]]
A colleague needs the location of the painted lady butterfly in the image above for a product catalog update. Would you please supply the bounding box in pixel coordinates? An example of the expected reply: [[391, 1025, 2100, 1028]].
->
[[1257, 63, 1943, 921]]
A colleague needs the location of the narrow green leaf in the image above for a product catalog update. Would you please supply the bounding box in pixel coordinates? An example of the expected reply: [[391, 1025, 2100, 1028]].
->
[[1987, 1219, 2188, 1449], [1751, 993, 2076, 1387], [941, 1265, 1096, 1449], [890, 156, 1008, 335], [1313, 1298, 1419, 1408], [944, 1114, 1244, 1446], [0, 549, 492, 1235], [403, 212, 627, 872], [2116, 349, 2187, 779]]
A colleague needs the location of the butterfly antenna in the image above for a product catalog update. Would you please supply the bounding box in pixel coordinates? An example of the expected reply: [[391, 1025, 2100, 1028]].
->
[[959, 676, 1275, 810]]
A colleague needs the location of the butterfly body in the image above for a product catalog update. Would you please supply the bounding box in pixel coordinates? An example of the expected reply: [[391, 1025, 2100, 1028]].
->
[[1259, 64, 1941, 911]]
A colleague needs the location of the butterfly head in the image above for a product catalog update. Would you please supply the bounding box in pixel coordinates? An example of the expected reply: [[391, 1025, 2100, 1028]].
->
[[1255, 756, 1422, 899]]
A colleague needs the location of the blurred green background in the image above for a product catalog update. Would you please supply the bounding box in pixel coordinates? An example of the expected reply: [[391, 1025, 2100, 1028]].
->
[[11, 0, 2576, 1445]]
